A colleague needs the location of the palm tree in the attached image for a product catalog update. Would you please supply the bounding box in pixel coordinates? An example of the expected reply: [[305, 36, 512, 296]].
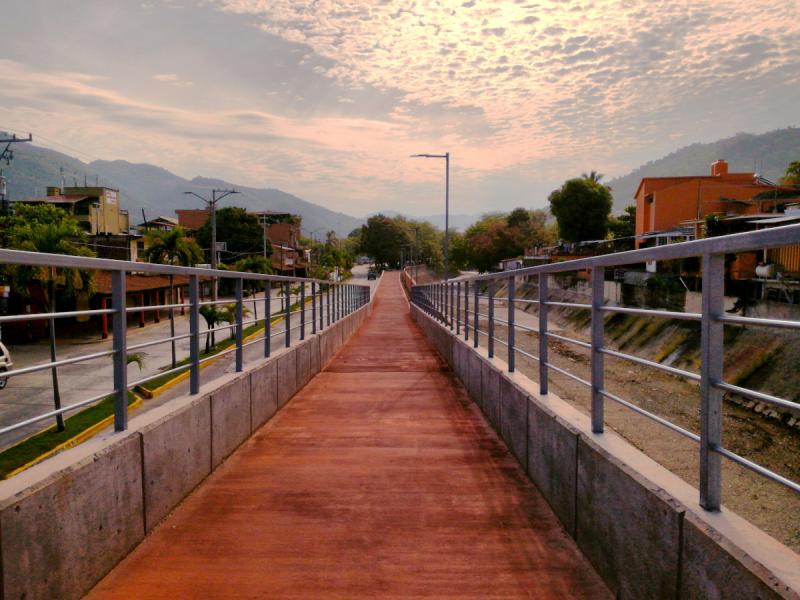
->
[[199, 306, 223, 352], [217, 303, 251, 341], [2, 204, 95, 431], [142, 227, 203, 368], [582, 170, 612, 191]]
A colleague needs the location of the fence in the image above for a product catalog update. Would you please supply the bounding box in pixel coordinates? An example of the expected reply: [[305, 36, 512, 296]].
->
[[410, 224, 800, 511], [0, 248, 369, 441]]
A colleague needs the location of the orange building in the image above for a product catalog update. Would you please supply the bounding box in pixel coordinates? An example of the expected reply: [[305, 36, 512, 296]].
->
[[634, 160, 781, 248]]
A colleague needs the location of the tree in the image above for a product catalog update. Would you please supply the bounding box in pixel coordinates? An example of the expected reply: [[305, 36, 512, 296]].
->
[[549, 178, 613, 242], [199, 306, 223, 352], [1, 204, 96, 431], [358, 215, 412, 268], [608, 205, 636, 250], [780, 161, 800, 187], [142, 227, 203, 368], [196, 207, 267, 261]]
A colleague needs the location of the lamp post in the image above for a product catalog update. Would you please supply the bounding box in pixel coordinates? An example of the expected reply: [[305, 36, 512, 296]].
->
[[410, 152, 450, 280], [184, 188, 239, 299]]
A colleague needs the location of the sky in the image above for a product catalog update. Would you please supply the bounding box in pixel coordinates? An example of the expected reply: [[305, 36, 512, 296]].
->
[[1, 0, 799, 217]]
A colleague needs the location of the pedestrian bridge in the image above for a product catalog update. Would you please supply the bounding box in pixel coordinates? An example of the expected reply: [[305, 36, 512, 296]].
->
[[1, 267, 798, 599]]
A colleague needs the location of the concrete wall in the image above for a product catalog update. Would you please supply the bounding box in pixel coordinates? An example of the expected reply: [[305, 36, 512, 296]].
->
[[0, 298, 375, 600], [409, 303, 800, 600]]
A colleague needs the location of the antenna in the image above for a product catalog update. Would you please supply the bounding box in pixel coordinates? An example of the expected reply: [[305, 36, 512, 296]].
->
[[60, 166, 65, 194]]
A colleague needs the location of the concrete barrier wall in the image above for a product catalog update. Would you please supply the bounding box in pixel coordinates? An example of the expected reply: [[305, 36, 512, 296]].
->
[[409, 303, 800, 600], [0, 299, 374, 600]]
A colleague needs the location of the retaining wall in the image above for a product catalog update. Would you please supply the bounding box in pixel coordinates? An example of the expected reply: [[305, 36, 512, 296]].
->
[[0, 297, 374, 600], [410, 303, 800, 600]]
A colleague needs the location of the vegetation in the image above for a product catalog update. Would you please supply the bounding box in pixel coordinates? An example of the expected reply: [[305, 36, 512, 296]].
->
[[549, 177, 613, 242], [0, 204, 96, 431], [196, 207, 267, 261], [233, 255, 272, 319], [451, 208, 554, 272], [142, 226, 203, 368], [608, 206, 636, 249], [780, 160, 800, 187]]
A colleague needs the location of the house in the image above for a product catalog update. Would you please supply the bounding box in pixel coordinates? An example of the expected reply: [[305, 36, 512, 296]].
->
[[15, 185, 140, 261], [136, 216, 178, 233], [635, 160, 787, 248], [175, 208, 210, 232]]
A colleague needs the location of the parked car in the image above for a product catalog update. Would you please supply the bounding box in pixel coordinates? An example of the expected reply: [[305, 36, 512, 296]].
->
[[367, 270, 378, 280], [0, 342, 13, 390]]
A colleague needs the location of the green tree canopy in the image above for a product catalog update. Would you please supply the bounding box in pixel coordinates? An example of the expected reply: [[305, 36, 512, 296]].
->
[[143, 226, 203, 266], [196, 207, 268, 261], [358, 215, 413, 268], [780, 160, 800, 186], [549, 178, 613, 242]]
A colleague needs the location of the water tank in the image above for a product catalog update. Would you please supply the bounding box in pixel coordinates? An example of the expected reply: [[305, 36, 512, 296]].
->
[[755, 264, 776, 278]]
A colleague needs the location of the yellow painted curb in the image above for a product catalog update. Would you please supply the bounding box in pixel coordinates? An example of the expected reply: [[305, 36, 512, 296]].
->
[[4, 394, 145, 479]]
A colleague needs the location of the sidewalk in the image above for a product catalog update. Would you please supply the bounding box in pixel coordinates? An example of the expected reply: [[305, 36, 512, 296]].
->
[[88, 272, 609, 599]]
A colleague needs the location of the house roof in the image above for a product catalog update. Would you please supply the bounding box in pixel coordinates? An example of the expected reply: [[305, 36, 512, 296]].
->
[[16, 195, 91, 204], [93, 272, 192, 295]]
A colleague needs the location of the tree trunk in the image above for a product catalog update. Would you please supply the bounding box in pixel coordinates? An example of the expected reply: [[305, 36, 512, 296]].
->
[[47, 279, 65, 431]]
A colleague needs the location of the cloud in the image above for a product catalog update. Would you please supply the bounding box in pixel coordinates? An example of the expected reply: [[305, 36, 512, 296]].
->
[[154, 73, 194, 87]]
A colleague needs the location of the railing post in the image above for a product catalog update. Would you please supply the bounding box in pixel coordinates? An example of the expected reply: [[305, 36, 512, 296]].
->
[[508, 275, 515, 372], [284, 281, 291, 348], [700, 253, 724, 511], [311, 282, 317, 335], [456, 282, 461, 334], [539, 273, 548, 395], [320, 284, 325, 330], [327, 284, 331, 326], [449, 281, 454, 330], [264, 281, 271, 358], [473, 282, 479, 348], [464, 281, 469, 341], [590, 267, 604, 433], [300, 283, 306, 340], [189, 275, 200, 394], [235, 278, 243, 372], [488, 279, 495, 358], [111, 270, 127, 432]]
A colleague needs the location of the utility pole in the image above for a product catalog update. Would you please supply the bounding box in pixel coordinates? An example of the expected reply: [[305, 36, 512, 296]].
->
[[184, 188, 239, 300], [0, 132, 32, 216]]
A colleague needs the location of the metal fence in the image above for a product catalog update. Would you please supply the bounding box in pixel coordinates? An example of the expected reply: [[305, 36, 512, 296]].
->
[[0, 248, 370, 440], [410, 224, 800, 511]]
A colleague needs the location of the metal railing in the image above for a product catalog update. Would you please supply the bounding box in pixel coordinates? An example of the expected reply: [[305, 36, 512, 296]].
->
[[410, 224, 800, 511], [0, 248, 370, 440]]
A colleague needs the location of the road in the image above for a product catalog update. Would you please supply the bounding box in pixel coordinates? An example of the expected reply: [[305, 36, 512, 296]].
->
[[0, 265, 379, 450]]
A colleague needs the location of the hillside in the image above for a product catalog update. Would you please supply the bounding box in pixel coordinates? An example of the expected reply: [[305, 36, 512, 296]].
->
[[608, 127, 800, 211], [0, 139, 363, 237]]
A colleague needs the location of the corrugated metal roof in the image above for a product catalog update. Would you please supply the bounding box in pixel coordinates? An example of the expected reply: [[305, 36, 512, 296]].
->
[[747, 215, 800, 225]]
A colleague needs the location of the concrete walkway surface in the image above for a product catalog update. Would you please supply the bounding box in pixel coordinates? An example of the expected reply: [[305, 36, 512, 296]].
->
[[88, 272, 610, 599]]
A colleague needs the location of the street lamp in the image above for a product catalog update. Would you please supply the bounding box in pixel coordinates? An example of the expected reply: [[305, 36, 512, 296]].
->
[[410, 152, 450, 280], [184, 188, 239, 299]]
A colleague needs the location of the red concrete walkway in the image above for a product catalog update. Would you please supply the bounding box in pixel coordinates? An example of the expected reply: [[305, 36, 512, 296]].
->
[[88, 273, 610, 599]]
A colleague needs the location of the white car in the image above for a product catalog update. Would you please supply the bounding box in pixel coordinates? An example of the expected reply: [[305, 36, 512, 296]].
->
[[0, 342, 12, 390]]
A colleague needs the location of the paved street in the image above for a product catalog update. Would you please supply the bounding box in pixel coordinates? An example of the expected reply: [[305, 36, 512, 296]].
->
[[0, 265, 379, 450]]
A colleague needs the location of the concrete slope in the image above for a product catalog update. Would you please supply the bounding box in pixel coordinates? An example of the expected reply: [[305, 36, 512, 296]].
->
[[87, 272, 610, 599]]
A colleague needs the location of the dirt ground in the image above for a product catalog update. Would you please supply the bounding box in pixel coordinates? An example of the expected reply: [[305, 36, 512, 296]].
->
[[476, 315, 800, 553]]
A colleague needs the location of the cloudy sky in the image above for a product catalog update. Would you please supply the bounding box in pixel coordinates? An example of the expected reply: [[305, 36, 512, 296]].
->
[[1, 0, 799, 216]]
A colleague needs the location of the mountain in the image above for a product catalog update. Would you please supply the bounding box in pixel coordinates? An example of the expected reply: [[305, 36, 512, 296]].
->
[[1, 139, 363, 237], [607, 127, 800, 211]]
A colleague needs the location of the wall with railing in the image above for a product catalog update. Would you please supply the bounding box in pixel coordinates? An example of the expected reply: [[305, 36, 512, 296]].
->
[[0, 249, 377, 600], [409, 225, 800, 599]]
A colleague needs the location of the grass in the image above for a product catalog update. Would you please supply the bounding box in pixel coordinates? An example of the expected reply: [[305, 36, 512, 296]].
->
[[0, 391, 137, 479]]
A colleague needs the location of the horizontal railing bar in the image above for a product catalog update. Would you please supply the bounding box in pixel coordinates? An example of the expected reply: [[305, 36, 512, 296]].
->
[[0, 308, 114, 323], [127, 332, 193, 352], [442, 224, 800, 282], [544, 300, 592, 309], [125, 303, 186, 314], [492, 336, 508, 347], [600, 305, 702, 321], [0, 391, 110, 436], [599, 347, 701, 381], [513, 322, 539, 335], [199, 299, 244, 307], [715, 381, 800, 412], [546, 362, 591, 387], [717, 314, 800, 330], [515, 346, 540, 362], [713, 445, 800, 494], [0, 349, 116, 379], [128, 363, 191, 387], [545, 331, 591, 349], [511, 298, 540, 305], [599, 388, 701, 442], [0, 247, 334, 283]]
